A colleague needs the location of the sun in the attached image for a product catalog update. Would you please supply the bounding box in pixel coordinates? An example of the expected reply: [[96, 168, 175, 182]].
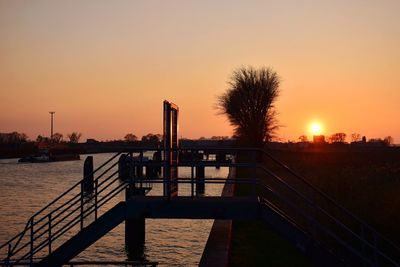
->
[[309, 122, 323, 136]]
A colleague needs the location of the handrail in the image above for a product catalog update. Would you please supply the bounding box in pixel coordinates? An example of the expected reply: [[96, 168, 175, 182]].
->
[[257, 182, 374, 266], [258, 148, 400, 252], [256, 166, 400, 266], [2, 152, 126, 263]]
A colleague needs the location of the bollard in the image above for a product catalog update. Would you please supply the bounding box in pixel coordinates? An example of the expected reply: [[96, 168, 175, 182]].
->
[[215, 152, 222, 169], [196, 166, 205, 195], [83, 156, 94, 194], [118, 154, 130, 181]]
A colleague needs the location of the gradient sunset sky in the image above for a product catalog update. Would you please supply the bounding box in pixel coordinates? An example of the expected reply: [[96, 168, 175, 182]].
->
[[1, 1, 399, 142]]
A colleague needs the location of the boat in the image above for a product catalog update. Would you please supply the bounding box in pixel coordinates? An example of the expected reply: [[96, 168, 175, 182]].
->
[[18, 149, 80, 163]]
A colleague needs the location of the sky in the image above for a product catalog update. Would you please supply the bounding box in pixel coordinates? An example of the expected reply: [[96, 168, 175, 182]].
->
[[1, 0, 399, 143]]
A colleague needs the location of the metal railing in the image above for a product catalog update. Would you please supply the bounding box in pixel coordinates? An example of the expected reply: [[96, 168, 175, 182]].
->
[[257, 148, 400, 266], [0, 150, 159, 266], [1, 147, 399, 267]]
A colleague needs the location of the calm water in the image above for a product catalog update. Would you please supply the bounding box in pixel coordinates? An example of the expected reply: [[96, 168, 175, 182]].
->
[[0, 153, 228, 266]]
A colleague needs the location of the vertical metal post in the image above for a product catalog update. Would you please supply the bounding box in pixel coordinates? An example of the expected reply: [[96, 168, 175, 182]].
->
[[30, 218, 34, 265], [163, 101, 171, 199], [191, 166, 194, 198], [48, 214, 52, 254], [139, 151, 143, 189], [163, 100, 179, 199], [80, 181, 84, 230], [191, 150, 194, 197], [95, 179, 98, 220], [7, 243, 11, 264], [5, 244, 11, 267], [49, 111, 55, 140]]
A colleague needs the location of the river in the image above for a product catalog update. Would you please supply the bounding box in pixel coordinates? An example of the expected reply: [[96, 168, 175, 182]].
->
[[0, 153, 228, 266]]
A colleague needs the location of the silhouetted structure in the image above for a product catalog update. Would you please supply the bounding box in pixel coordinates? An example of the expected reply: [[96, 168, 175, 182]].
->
[[313, 135, 325, 143]]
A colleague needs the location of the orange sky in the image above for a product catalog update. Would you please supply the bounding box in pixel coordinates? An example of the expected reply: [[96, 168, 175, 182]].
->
[[1, 1, 399, 143]]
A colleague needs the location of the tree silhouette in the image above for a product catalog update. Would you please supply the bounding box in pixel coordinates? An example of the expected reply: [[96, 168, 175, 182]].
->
[[0, 132, 28, 144], [67, 132, 82, 143], [384, 136, 394, 146], [124, 133, 138, 142], [36, 135, 50, 143], [217, 66, 280, 146], [329, 133, 346, 143], [141, 133, 162, 143], [351, 133, 361, 142], [52, 133, 63, 143]]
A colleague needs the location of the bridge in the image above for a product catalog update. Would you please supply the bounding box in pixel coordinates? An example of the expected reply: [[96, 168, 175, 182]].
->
[[1, 101, 400, 266]]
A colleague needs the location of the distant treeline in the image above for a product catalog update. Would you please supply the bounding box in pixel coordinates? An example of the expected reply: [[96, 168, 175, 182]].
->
[[297, 132, 394, 145]]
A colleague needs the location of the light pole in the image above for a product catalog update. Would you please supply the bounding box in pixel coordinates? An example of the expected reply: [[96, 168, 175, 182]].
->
[[49, 111, 55, 141]]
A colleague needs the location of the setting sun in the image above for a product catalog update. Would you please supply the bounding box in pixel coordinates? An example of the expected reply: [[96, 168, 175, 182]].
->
[[310, 122, 323, 136]]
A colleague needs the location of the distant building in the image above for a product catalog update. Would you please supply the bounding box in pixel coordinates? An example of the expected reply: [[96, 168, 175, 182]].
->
[[313, 135, 325, 143], [86, 139, 98, 143]]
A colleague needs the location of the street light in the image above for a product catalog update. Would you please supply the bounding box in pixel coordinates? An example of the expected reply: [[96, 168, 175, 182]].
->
[[49, 111, 55, 140]]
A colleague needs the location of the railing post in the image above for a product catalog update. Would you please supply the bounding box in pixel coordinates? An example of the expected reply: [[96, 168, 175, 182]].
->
[[95, 179, 98, 220], [139, 151, 143, 189], [6, 243, 11, 266], [191, 166, 195, 197], [191, 150, 195, 197], [30, 218, 34, 266], [80, 181, 84, 230], [48, 213, 52, 254]]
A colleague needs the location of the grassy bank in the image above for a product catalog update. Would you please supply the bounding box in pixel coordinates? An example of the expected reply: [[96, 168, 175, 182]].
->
[[229, 163, 312, 267]]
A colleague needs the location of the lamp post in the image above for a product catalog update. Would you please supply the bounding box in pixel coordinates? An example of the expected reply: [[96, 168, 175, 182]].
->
[[49, 111, 55, 141]]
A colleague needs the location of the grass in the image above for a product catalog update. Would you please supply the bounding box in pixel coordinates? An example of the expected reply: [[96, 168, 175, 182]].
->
[[230, 220, 312, 267], [229, 163, 312, 267]]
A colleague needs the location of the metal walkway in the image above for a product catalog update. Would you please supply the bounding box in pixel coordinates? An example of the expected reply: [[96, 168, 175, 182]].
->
[[1, 147, 400, 267]]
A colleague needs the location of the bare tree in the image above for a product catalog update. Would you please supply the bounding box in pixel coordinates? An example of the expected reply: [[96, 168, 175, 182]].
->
[[384, 136, 394, 146], [351, 133, 361, 142], [67, 132, 82, 143], [217, 66, 280, 146], [329, 133, 346, 143], [36, 135, 50, 143], [0, 132, 28, 144], [124, 133, 138, 142], [52, 133, 63, 143], [141, 133, 161, 143]]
